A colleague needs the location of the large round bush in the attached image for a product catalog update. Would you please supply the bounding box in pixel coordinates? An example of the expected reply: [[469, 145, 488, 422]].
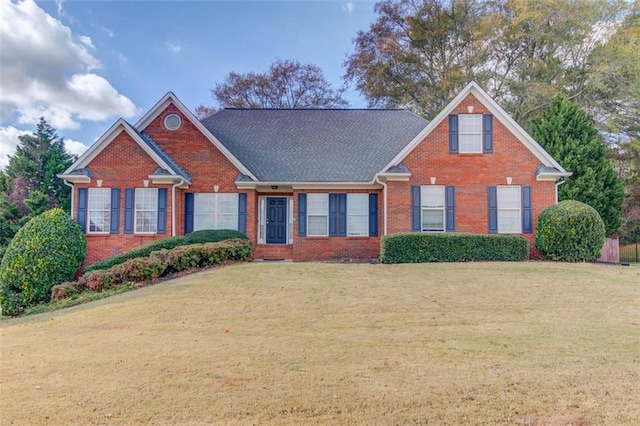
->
[[0, 208, 86, 315], [535, 200, 605, 262]]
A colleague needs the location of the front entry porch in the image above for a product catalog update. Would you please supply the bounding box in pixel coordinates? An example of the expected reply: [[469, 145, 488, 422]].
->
[[255, 195, 294, 260]]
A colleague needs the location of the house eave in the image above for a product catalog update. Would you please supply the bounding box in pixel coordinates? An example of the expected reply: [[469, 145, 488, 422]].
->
[[56, 174, 91, 184], [536, 172, 573, 182], [236, 180, 383, 191], [376, 172, 411, 182], [149, 175, 191, 186]]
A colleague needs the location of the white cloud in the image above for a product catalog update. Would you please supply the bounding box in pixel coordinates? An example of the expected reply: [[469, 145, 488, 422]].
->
[[64, 138, 88, 158], [0, 0, 139, 131], [166, 42, 182, 54], [341, 2, 355, 13], [0, 126, 30, 170]]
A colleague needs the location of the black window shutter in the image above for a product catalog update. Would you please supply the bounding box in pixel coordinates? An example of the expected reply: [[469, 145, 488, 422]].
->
[[488, 186, 498, 234], [369, 193, 378, 237], [184, 192, 194, 234], [77, 187, 87, 232], [157, 188, 167, 234], [449, 114, 459, 154], [411, 186, 421, 232], [483, 114, 493, 153], [338, 194, 347, 236], [298, 193, 307, 237], [522, 186, 532, 234], [124, 188, 134, 234], [328, 194, 338, 236], [445, 186, 455, 232], [110, 188, 120, 234], [238, 193, 247, 234]]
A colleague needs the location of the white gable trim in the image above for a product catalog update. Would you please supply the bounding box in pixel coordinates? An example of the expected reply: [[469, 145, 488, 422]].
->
[[383, 82, 569, 176], [135, 92, 258, 181], [60, 119, 182, 179]]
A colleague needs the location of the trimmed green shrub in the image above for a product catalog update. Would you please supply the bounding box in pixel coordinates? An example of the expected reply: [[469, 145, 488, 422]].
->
[[380, 233, 529, 264], [84, 229, 248, 272], [535, 200, 606, 262], [54, 239, 253, 301], [0, 208, 86, 315]]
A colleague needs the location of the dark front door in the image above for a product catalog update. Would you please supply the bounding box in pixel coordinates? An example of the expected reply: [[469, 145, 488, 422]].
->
[[266, 197, 287, 244]]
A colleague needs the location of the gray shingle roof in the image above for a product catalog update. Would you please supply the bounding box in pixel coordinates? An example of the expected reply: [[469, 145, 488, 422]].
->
[[201, 109, 428, 182]]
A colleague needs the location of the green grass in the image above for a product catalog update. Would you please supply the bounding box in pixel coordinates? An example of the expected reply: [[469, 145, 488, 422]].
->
[[1, 262, 638, 425]]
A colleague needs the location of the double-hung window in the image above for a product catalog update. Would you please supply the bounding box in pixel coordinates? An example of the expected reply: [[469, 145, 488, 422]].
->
[[88, 188, 111, 233], [497, 186, 521, 233], [458, 114, 483, 153], [194, 193, 239, 231], [421, 186, 445, 232], [307, 194, 329, 236], [347, 194, 368, 236], [135, 188, 158, 234]]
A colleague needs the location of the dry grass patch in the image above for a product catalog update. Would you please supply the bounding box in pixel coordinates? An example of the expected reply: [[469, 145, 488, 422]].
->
[[1, 262, 638, 425]]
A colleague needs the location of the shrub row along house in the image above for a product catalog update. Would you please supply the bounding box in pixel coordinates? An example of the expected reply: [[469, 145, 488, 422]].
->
[[59, 82, 570, 265]]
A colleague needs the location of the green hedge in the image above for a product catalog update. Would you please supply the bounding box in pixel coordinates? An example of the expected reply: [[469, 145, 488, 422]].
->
[[535, 200, 605, 262], [52, 239, 253, 300], [0, 208, 86, 316], [380, 232, 529, 264], [84, 229, 248, 273]]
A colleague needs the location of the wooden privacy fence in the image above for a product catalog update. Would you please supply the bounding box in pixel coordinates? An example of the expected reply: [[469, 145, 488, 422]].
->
[[598, 237, 619, 263]]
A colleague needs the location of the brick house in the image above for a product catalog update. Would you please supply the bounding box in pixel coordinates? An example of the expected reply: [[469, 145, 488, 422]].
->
[[59, 82, 570, 265]]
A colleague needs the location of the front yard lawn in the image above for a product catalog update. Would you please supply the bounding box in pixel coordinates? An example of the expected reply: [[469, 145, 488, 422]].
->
[[1, 262, 638, 424]]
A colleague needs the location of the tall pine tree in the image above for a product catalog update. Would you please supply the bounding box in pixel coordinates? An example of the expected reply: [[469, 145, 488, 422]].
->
[[531, 96, 624, 235]]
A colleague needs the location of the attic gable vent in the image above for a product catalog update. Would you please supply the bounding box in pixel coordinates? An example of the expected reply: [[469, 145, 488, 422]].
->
[[164, 114, 181, 131]]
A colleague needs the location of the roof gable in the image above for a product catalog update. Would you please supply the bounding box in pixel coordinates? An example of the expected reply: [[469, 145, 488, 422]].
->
[[382, 82, 569, 176], [135, 92, 257, 180], [59, 119, 190, 183]]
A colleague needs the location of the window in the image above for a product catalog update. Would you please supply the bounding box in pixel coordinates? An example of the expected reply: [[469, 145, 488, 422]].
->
[[164, 114, 181, 130], [497, 186, 521, 233], [421, 186, 445, 232], [88, 188, 110, 233], [458, 114, 483, 153], [194, 193, 239, 231], [347, 194, 368, 236], [307, 194, 329, 236], [135, 188, 158, 233]]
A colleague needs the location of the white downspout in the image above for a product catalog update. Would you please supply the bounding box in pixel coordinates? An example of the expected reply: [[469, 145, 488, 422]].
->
[[374, 175, 388, 235], [63, 180, 74, 218], [555, 179, 566, 204], [171, 179, 185, 236]]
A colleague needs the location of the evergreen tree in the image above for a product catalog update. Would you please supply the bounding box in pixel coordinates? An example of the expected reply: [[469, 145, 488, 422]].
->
[[531, 96, 624, 235], [0, 118, 75, 258]]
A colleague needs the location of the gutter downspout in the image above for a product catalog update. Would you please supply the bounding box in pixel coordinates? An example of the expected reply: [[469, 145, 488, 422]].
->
[[555, 179, 566, 204], [171, 179, 185, 236], [374, 175, 388, 236], [63, 180, 74, 218]]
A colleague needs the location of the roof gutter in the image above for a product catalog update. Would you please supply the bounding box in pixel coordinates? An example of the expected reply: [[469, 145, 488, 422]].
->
[[374, 174, 388, 236], [171, 178, 187, 236], [555, 179, 567, 204]]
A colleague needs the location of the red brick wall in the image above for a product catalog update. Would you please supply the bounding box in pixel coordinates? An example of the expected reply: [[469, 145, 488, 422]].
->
[[291, 188, 382, 261], [386, 93, 556, 253]]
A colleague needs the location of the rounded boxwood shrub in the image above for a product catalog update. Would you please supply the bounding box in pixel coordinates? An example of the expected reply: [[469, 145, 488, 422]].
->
[[0, 208, 86, 315], [535, 200, 605, 262]]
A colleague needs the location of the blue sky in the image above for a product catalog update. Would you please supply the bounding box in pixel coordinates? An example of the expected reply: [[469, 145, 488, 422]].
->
[[0, 0, 377, 168]]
